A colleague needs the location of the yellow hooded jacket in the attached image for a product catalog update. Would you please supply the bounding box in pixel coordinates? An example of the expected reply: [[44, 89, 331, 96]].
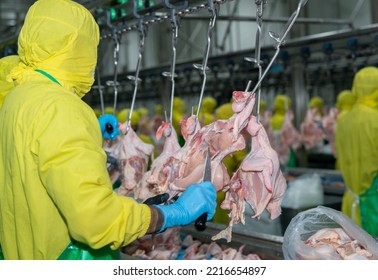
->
[[0, 55, 20, 109], [335, 66, 378, 227], [0, 0, 150, 260]]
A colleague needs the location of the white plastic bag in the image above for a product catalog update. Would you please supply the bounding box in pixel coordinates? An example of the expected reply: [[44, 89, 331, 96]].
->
[[281, 173, 324, 209], [282, 206, 378, 260]]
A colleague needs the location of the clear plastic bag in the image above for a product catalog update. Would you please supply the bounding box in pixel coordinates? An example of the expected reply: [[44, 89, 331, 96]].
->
[[281, 173, 324, 209], [282, 206, 378, 260]]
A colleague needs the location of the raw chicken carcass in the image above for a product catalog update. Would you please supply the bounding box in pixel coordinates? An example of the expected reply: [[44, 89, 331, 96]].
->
[[212, 116, 287, 242], [171, 117, 246, 192], [321, 108, 338, 156], [122, 227, 181, 260], [300, 108, 325, 150], [145, 121, 181, 195], [172, 91, 254, 193], [110, 124, 154, 196], [280, 110, 301, 151], [304, 227, 374, 260], [274, 110, 301, 166]]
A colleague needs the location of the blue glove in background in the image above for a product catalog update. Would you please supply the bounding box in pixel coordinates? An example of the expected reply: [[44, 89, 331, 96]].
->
[[98, 114, 121, 140], [154, 182, 216, 232]]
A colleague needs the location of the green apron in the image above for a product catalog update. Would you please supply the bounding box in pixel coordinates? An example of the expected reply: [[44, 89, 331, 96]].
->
[[0, 243, 119, 260], [360, 174, 378, 237], [287, 148, 297, 168], [33, 70, 119, 260], [57, 241, 120, 260]]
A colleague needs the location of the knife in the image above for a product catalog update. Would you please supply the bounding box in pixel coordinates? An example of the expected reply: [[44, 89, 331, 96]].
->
[[194, 146, 212, 231]]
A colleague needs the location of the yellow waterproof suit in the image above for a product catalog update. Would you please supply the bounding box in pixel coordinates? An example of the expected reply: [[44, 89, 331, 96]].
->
[[0, 0, 151, 260], [0, 55, 20, 109], [335, 67, 378, 236]]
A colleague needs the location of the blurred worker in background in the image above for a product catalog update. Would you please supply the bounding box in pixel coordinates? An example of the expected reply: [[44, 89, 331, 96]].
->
[[270, 94, 291, 131], [0, 0, 216, 260], [172, 97, 188, 146], [309, 96, 324, 116], [335, 66, 378, 237], [269, 94, 297, 168], [335, 89, 356, 119], [333, 89, 356, 169], [196, 96, 217, 126]]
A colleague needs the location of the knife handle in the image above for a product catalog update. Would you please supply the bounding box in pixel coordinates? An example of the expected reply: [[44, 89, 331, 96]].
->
[[194, 213, 207, 231]]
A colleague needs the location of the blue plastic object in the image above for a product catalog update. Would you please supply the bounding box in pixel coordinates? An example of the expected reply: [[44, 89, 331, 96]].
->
[[98, 114, 121, 140]]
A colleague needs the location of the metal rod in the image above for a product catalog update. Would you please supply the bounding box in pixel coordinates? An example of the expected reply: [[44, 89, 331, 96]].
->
[[105, 9, 121, 116], [217, 0, 240, 51], [251, 0, 309, 95], [195, 1, 219, 119], [162, 8, 181, 127], [184, 15, 352, 25], [112, 38, 120, 115], [96, 66, 105, 115], [349, 0, 367, 23], [126, 20, 147, 134], [100, 1, 227, 40], [254, 0, 265, 123]]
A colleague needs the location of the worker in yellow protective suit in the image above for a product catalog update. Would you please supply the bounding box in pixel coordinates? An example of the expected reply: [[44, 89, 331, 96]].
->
[[0, 0, 216, 260], [309, 96, 324, 116], [335, 66, 378, 237], [335, 89, 356, 119], [270, 94, 291, 130], [0, 55, 20, 109], [269, 95, 297, 167], [334, 90, 356, 170]]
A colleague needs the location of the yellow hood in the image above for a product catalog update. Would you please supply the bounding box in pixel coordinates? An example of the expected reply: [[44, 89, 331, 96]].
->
[[351, 67, 378, 110], [8, 0, 99, 98], [335, 90, 355, 111], [273, 95, 291, 115], [0, 55, 20, 108], [352, 66, 378, 100]]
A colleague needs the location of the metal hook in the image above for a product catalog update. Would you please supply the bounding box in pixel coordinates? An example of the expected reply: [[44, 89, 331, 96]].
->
[[124, 1, 149, 134], [105, 9, 121, 116], [162, 1, 188, 128], [255, 0, 266, 123], [245, 0, 308, 111], [125, 24, 146, 135], [162, 11, 179, 127], [194, 0, 220, 121], [96, 66, 105, 116], [244, 0, 266, 123]]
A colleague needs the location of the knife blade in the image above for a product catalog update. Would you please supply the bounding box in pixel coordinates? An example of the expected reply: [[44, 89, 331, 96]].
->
[[194, 146, 212, 231]]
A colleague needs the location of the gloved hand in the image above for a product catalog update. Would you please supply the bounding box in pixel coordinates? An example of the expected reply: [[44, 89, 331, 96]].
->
[[154, 182, 216, 232], [98, 114, 121, 140]]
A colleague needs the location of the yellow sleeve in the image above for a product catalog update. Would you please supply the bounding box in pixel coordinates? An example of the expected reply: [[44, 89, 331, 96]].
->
[[31, 94, 151, 249]]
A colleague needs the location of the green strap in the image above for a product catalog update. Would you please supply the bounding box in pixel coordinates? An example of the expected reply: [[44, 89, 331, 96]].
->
[[35, 69, 62, 86]]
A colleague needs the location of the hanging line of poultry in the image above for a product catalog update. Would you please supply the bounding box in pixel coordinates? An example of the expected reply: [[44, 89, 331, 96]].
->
[[102, 0, 310, 242]]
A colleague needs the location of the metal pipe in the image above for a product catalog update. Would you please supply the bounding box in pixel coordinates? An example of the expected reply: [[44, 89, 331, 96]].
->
[[349, 0, 367, 23], [184, 15, 352, 25]]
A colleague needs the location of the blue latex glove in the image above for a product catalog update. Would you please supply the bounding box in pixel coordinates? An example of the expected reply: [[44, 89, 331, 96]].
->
[[98, 114, 121, 140], [154, 182, 216, 232]]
